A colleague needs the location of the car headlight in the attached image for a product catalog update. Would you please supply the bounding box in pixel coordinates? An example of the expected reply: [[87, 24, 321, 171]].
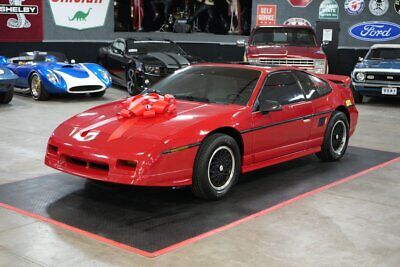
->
[[248, 58, 259, 64], [356, 72, 365, 81], [0, 69, 4, 75], [99, 69, 111, 82], [144, 65, 161, 76], [314, 59, 326, 74], [47, 71, 59, 84]]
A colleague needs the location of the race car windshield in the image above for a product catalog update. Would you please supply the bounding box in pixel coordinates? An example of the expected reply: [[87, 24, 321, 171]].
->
[[19, 52, 68, 63], [366, 48, 400, 60], [147, 66, 261, 105], [126, 41, 185, 54], [251, 27, 317, 46]]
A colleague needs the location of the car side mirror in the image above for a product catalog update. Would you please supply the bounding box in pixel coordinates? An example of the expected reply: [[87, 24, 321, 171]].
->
[[236, 39, 247, 47], [70, 59, 76, 64], [358, 57, 364, 62], [259, 100, 282, 114]]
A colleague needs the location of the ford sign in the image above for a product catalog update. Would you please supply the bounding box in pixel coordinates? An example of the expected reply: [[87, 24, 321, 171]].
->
[[348, 21, 400, 41]]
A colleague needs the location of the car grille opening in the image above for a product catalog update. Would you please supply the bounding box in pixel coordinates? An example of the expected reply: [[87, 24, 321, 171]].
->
[[65, 155, 109, 172], [116, 159, 137, 171], [365, 73, 400, 82], [69, 85, 103, 92], [47, 144, 58, 156]]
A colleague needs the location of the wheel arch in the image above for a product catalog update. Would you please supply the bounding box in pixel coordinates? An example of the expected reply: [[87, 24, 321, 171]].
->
[[203, 127, 244, 157], [335, 105, 350, 124]]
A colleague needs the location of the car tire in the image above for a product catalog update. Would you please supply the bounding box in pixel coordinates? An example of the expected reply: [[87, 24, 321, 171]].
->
[[126, 68, 141, 96], [89, 91, 106, 98], [191, 133, 241, 200], [0, 89, 13, 104], [351, 84, 363, 104], [30, 73, 49, 101], [316, 111, 349, 162]]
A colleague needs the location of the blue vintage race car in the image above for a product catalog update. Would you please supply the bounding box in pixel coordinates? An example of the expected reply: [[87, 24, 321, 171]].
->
[[1, 51, 112, 101], [0, 61, 18, 104], [351, 44, 400, 103]]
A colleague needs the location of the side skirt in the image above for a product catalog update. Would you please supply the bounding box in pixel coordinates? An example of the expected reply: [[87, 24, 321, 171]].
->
[[241, 147, 321, 173]]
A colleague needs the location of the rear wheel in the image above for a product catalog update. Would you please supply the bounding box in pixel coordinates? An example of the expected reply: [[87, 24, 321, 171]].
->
[[0, 89, 13, 104], [89, 91, 106, 98], [30, 73, 49, 101], [191, 133, 241, 200], [316, 111, 349, 162], [126, 68, 141, 96]]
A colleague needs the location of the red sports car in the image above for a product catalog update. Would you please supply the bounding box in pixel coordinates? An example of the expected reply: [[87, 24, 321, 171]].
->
[[45, 64, 358, 200]]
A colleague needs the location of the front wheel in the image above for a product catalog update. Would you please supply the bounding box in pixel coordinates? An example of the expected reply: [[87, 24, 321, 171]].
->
[[89, 91, 106, 98], [126, 68, 141, 96], [316, 111, 349, 162], [191, 133, 241, 200], [0, 89, 13, 104], [30, 73, 49, 101]]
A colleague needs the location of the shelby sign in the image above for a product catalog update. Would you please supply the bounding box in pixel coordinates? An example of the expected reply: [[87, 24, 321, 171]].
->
[[349, 22, 400, 42], [48, 0, 110, 30]]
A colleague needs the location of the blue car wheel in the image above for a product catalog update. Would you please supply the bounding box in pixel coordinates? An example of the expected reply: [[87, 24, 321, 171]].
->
[[30, 73, 49, 101]]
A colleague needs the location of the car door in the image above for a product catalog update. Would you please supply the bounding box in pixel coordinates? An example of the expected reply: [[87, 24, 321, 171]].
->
[[293, 70, 333, 149], [107, 39, 128, 84], [250, 71, 313, 163]]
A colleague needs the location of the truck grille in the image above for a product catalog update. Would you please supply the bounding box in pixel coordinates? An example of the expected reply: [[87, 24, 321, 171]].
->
[[365, 73, 400, 82], [257, 58, 315, 68]]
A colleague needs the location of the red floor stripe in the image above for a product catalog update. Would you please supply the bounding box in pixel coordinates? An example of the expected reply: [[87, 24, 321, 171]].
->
[[1, 156, 399, 258]]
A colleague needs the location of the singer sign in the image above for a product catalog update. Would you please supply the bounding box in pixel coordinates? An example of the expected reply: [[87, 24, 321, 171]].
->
[[48, 0, 111, 30]]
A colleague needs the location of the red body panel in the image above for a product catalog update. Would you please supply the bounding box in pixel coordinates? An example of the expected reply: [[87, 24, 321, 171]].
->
[[45, 63, 358, 187]]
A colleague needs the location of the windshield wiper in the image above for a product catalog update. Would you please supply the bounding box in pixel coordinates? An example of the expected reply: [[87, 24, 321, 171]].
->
[[174, 94, 210, 103]]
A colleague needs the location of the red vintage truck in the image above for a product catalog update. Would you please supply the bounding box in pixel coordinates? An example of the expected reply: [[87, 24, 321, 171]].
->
[[238, 25, 328, 74]]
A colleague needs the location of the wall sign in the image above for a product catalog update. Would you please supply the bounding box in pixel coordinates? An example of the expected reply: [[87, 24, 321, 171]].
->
[[283, 18, 312, 27], [344, 0, 365, 15], [395, 0, 400, 15], [256, 5, 276, 26], [348, 21, 400, 41], [287, 0, 313, 7], [369, 0, 389, 16], [0, 0, 43, 41], [319, 0, 339, 20], [48, 0, 110, 30]]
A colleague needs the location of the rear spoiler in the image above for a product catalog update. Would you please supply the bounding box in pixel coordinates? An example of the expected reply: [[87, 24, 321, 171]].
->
[[319, 74, 351, 88]]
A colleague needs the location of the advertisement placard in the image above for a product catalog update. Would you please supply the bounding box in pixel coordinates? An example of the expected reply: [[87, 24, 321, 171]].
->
[[256, 5, 276, 26]]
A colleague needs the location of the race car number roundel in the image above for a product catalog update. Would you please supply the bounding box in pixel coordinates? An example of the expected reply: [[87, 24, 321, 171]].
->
[[369, 0, 389, 16], [344, 0, 365, 15]]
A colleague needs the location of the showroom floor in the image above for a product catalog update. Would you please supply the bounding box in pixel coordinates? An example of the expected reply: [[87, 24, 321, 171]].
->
[[0, 88, 399, 267]]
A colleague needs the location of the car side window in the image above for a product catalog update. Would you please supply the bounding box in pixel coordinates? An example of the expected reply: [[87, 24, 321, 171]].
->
[[294, 71, 332, 100], [258, 71, 305, 106]]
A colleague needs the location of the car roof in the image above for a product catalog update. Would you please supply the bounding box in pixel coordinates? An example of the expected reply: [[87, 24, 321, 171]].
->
[[191, 63, 298, 74], [370, 44, 400, 49], [123, 37, 174, 43]]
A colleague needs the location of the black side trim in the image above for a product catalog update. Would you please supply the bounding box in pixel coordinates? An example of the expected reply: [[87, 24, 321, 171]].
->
[[240, 110, 334, 134], [162, 142, 201, 155]]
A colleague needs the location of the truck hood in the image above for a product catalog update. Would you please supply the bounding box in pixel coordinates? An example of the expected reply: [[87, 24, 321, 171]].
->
[[247, 45, 326, 59]]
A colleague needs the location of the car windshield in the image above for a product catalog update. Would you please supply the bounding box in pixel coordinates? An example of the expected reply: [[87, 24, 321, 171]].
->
[[126, 41, 185, 54], [145, 66, 261, 105], [366, 48, 400, 60], [251, 27, 317, 46], [18, 52, 68, 63]]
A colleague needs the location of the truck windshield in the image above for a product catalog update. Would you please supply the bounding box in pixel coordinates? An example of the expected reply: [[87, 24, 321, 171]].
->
[[251, 27, 317, 47], [366, 48, 400, 60]]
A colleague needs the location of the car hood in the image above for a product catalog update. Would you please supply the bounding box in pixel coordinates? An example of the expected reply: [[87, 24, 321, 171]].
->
[[134, 52, 192, 69], [54, 99, 242, 152], [247, 45, 326, 59], [0, 67, 18, 82], [46, 62, 90, 78], [355, 60, 400, 70]]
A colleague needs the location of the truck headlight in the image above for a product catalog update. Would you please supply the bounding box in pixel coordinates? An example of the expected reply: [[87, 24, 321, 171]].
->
[[144, 65, 161, 76], [47, 72, 60, 84], [356, 72, 365, 81], [314, 59, 326, 74]]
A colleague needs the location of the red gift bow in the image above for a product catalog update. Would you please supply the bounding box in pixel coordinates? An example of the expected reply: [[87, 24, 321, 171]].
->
[[118, 93, 177, 119]]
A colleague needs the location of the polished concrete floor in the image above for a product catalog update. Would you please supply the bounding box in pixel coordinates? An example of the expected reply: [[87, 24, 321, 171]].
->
[[0, 89, 399, 267]]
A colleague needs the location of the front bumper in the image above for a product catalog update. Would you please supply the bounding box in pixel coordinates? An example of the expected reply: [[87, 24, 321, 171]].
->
[[45, 138, 198, 187], [352, 82, 400, 98]]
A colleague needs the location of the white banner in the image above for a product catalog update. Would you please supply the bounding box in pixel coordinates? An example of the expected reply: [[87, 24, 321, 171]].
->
[[48, 0, 110, 30]]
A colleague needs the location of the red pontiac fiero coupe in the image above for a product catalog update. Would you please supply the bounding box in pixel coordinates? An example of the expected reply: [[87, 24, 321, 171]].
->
[[45, 64, 358, 200]]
